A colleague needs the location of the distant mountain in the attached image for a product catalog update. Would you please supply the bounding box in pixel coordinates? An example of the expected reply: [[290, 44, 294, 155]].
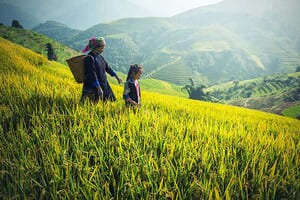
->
[[0, 0, 151, 29], [32, 21, 82, 44], [0, 3, 40, 28], [174, 0, 300, 42], [173, 0, 300, 73], [29, 0, 300, 86], [62, 18, 185, 75], [175, 0, 300, 23], [53, 0, 152, 30]]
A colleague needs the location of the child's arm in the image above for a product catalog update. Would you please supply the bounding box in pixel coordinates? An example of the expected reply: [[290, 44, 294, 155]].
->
[[126, 98, 138, 105], [123, 81, 138, 106]]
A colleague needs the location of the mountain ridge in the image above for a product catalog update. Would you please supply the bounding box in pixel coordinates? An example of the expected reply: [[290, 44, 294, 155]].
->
[[32, 0, 300, 86], [0, 0, 152, 29]]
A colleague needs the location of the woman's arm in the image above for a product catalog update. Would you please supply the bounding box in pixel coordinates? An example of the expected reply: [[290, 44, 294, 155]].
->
[[102, 56, 123, 84]]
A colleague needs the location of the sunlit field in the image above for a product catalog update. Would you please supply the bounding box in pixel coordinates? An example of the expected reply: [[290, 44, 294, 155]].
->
[[1, 38, 299, 199]]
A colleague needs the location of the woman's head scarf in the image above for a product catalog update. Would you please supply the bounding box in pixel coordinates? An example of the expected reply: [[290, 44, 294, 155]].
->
[[82, 36, 106, 53]]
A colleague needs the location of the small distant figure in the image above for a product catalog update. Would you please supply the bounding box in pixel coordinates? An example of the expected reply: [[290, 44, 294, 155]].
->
[[123, 64, 143, 107], [46, 43, 57, 61], [11, 19, 23, 29], [81, 36, 122, 103]]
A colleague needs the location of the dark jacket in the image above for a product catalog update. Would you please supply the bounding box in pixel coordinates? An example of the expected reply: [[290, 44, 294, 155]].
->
[[82, 52, 116, 101], [123, 77, 141, 105]]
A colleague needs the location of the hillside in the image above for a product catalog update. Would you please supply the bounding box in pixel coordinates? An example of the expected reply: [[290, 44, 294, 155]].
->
[[229, 89, 300, 117], [173, 0, 300, 74], [174, 0, 300, 38], [32, 21, 82, 43], [42, 18, 269, 86], [205, 73, 300, 117], [1, 33, 300, 199], [36, 0, 300, 86], [0, 33, 185, 97], [0, 24, 78, 64]]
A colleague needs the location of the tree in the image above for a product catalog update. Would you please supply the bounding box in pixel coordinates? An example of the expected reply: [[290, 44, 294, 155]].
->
[[46, 43, 57, 61], [11, 20, 23, 29], [182, 78, 211, 101], [296, 66, 300, 72]]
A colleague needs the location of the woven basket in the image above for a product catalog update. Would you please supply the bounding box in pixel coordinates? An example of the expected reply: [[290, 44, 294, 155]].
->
[[66, 55, 86, 83]]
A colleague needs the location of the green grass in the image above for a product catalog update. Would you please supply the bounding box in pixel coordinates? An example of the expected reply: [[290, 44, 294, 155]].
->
[[1, 36, 300, 199], [206, 73, 300, 100], [203, 73, 300, 115], [139, 78, 187, 97], [0, 24, 79, 64], [282, 105, 300, 119], [152, 57, 192, 86]]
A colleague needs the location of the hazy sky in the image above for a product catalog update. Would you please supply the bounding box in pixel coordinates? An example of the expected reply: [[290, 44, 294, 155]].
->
[[128, 0, 224, 16]]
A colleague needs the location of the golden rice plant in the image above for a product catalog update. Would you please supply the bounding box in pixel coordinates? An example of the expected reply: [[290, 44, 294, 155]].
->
[[0, 37, 299, 199]]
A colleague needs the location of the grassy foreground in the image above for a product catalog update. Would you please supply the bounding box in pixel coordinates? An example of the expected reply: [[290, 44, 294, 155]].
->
[[0, 37, 299, 199]]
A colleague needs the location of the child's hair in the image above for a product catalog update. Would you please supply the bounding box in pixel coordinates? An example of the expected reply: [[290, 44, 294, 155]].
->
[[126, 64, 143, 81]]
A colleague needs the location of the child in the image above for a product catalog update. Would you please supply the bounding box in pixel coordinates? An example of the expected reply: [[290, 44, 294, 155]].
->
[[123, 64, 143, 106]]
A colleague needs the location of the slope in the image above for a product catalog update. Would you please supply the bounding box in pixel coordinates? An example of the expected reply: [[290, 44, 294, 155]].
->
[[55, 18, 269, 86], [0, 24, 78, 64], [205, 72, 300, 117], [1, 35, 299, 199], [38, 0, 300, 86], [32, 21, 82, 44], [173, 0, 300, 74]]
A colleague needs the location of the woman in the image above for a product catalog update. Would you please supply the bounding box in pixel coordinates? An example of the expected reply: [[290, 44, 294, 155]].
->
[[81, 36, 122, 102]]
